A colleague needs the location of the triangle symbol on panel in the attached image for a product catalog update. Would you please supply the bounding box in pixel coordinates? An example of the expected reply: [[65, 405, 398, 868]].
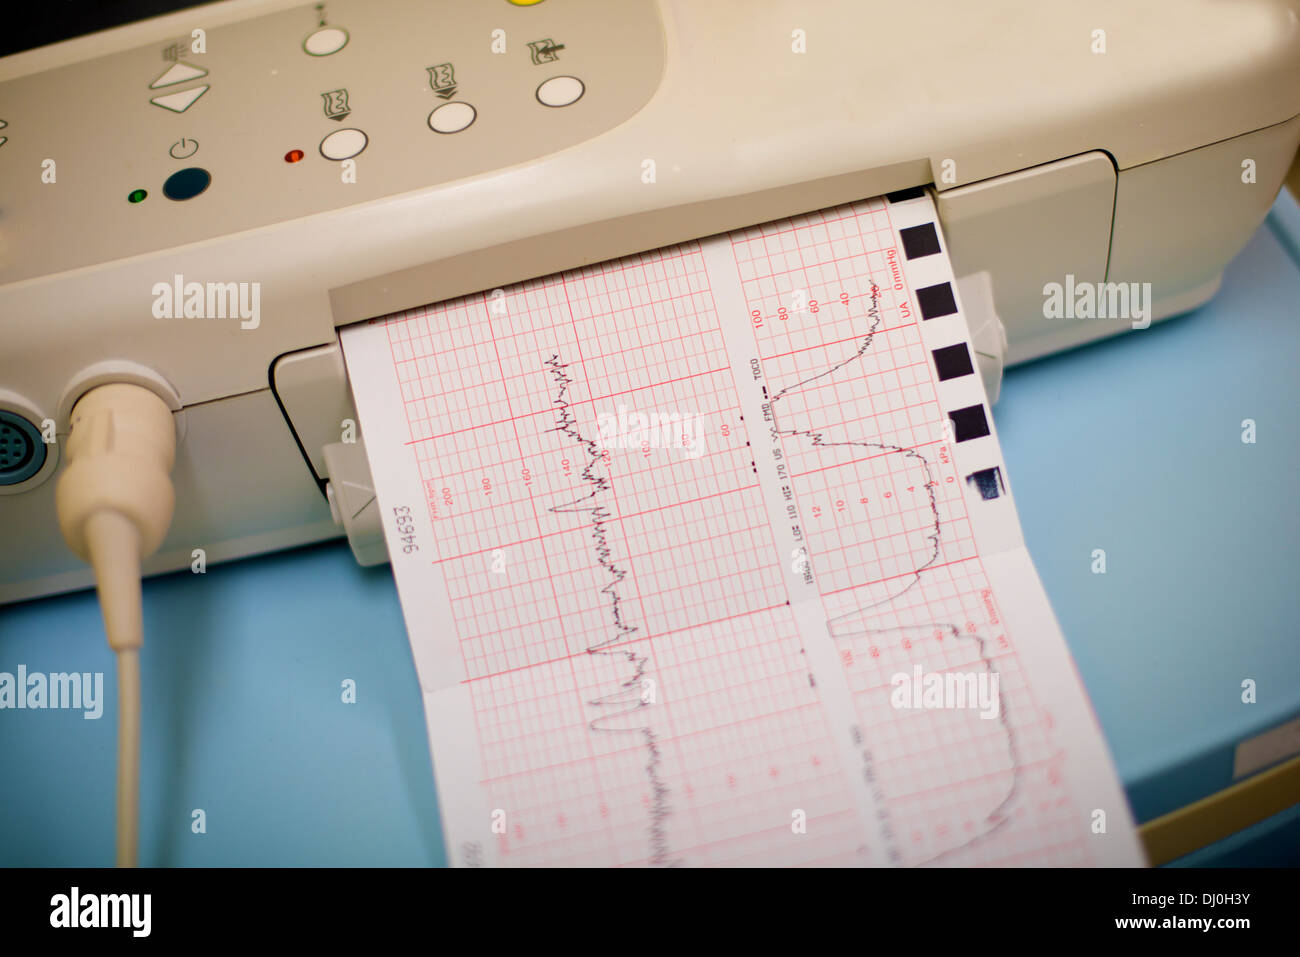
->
[[150, 85, 210, 113], [150, 61, 208, 89]]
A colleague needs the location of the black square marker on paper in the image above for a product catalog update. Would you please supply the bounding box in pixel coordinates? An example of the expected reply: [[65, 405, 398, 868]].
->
[[966, 466, 1005, 501], [886, 186, 926, 204], [948, 404, 990, 443], [931, 342, 974, 381], [899, 222, 941, 259], [917, 282, 958, 320]]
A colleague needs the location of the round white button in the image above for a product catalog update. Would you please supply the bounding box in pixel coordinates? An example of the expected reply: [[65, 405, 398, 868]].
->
[[536, 75, 584, 108], [428, 102, 477, 134], [319, 128, 367, 161], [304, 27, 349, 56]]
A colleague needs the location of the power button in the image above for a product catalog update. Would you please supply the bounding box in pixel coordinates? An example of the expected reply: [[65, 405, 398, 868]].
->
[[163, 167, 211, 201], [169, 138, 199, 160]]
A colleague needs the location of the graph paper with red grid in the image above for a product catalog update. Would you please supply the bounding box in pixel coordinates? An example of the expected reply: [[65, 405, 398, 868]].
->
[[341, 193, 1144, 867]]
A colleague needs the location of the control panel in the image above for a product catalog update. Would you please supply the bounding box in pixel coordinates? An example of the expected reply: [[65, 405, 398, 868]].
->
[[0, 0, 666, 284]]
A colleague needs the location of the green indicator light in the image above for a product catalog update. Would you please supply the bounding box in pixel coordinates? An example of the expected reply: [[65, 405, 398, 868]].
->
[[128, 189, 148, 204]]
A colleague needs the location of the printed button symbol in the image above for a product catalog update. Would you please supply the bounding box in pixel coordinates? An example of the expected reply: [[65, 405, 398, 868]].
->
[[322, 88, 351, 121], [527, 38, 565, 64], [150, 85, 209, 113], [169, 138, 199, 159], [427, 63, 457, 100], [0, 137, 6, 149], [536, 75, 583, 107], [162, 166, 211, 201], [319, 127, 367, 160], [428, 102, 476, 134], [304, 27, 349, 56], [160, 40, 188, 61], [150, 62, 208, 88]]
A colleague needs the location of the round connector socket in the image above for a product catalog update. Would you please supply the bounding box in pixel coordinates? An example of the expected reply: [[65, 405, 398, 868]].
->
[[0, 409, 47, 486]]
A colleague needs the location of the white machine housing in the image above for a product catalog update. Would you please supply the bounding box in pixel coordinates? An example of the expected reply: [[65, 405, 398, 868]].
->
[[2, 0, 1299, 601]]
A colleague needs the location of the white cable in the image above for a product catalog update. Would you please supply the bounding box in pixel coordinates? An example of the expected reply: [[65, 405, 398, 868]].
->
[[113, 647, 141, 867], [55, 384, 177, 867]]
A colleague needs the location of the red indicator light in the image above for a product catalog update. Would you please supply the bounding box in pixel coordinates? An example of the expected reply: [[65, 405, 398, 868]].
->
[[284, 149, 305, 163]]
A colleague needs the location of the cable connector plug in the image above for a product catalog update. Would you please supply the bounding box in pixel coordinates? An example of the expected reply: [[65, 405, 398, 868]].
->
[[57, 383, 176, 643], [55, 383, 177, 866]]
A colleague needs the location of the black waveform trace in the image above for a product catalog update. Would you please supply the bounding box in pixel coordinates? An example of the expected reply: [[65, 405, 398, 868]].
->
[[769, 283, 940, 604], [768, 282, 1020, 865], [825, 615, 1020, 865], [543, 355, 676, 867]]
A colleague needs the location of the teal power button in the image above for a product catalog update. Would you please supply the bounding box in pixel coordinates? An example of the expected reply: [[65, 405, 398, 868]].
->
[[163, 166, 211, 201]]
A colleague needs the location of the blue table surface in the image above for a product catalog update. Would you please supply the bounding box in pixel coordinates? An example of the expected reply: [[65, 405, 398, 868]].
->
[[3, 193, 1299, 867]]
